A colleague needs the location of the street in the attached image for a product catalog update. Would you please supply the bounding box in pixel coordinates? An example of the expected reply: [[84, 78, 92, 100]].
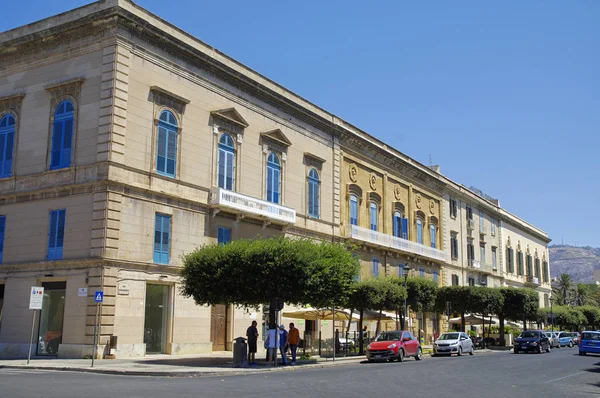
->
[[0, 348, 598, 398]]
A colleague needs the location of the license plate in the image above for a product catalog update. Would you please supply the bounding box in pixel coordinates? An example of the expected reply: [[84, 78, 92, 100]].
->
[[374, 355, 381, 358], [439, 348, 448, 351], [521, 345, 527, 348]]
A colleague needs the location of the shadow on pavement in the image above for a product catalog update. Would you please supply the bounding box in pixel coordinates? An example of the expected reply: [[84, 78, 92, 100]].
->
[[136, 357, 318, 369]]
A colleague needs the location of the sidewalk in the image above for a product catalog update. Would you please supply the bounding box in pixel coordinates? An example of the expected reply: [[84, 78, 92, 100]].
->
[[0, 347, 499, 377]]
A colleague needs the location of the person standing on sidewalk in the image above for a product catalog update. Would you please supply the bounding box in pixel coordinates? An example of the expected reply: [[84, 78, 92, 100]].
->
[[278, 325, 289, 365], [288, 322, 300, 365], [246, 321, 259, 365]]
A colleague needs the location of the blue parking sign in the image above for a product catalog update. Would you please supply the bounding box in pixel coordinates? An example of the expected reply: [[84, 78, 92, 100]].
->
[[94, 291, 104, 303]]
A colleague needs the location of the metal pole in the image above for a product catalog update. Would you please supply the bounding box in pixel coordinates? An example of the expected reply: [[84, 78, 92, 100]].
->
[[91, 302, 99, 367], [550, 300, 554, 332], [27, 310, 36, 365], [332, 308, 335, 362]]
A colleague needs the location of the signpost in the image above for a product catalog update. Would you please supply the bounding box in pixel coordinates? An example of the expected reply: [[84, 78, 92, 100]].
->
[[91, 291, 103, 367], [27, 287, 44, 365]]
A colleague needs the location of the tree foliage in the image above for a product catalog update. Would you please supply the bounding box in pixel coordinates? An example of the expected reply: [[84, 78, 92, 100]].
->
[[180, 237, 360, 308], [469, 286, 504, 316], [539, 305, 587, 330], [403, 277, 438, 313]]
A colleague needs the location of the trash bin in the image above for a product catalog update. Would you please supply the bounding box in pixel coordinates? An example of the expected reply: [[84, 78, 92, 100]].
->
[[233, 337, 248, 368]]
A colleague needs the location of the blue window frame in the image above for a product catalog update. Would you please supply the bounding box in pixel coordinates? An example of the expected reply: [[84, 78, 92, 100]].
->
[[218, 134, 235, 190], [433, 271, 439, 284], [47, 209, 66, 260], [156, 110, 178, 178], [372, 258, 379, 277], [50, 101, 74, 170], [307, 168, 320, 218], [430, 224, 437, 248], [217, 226, 231, 245], [153, 214, 171, 264], [369, 202, 378, 231], [416, 219, 423, 244], [349, 194, 358, 226], [266, 152, 281, 204], [0, 215, 5, 263], [419, 267, 425, 278], [0, 115, 15, 178], [393, 210, 402, 238], [401, 217, 409, 239]]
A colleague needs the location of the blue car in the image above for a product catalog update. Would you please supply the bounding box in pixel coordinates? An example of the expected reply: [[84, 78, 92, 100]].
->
[[579, 331, 600, 356], [557, 331, 574, 348]]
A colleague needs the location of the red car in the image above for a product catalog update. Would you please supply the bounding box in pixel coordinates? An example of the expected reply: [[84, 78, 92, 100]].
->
[[366, 330, 422, 362]]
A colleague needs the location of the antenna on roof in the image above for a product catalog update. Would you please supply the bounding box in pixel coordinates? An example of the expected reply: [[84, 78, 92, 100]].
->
[[429, 154, 433, 166]]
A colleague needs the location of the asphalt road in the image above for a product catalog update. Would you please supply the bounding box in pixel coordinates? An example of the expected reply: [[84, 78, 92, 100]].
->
[[1, 348, 598, 398]]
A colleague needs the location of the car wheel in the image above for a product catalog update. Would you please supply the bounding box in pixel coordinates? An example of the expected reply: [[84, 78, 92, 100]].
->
[[579, 351, 586, 356], [415, 348, 422, 361], [513, 348, 519, 354], [537, 345, 543, 354], [568, 341, 573, 348], [546, 344, 551, 353], [398, 349, 405, 362], [469, 346, 474, 355], [457, 346, 463, 356]]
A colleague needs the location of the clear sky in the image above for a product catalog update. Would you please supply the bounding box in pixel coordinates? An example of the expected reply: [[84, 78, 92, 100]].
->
[[3, 1, 599, 247]]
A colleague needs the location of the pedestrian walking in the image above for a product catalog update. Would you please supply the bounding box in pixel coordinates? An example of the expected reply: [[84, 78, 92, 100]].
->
[[288, 322, 300, 365], [278, 324, 289, 365], [246, 320, 259, 364]]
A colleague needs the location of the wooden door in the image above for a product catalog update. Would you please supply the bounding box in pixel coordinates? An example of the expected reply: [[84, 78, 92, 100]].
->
[[211, 305, 228, 351]]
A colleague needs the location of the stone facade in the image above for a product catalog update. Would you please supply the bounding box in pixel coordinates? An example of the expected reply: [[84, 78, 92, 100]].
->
[[0, 0, 551, 358]]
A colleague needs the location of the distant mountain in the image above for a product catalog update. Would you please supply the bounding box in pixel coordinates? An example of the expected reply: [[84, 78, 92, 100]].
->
[[549, 245, 600, 283]]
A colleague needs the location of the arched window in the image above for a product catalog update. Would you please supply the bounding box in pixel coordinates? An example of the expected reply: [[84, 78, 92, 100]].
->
[[349, 194, 359, 226], [430, 224, 437, 248], [393, 210, 402, 238], [156, 110, 178, 177], [369, 201, 378, 231], [419, 267, 425, 278], [0, 114, 15, 177], [416, 219, 423, 244], [372, 258, 379, 277], [217, 134, 235, 190], [266, 152, 281, 203], [50, 100, 74, 170], [307, 168, 320, 218], [433, 271, 439, 284]]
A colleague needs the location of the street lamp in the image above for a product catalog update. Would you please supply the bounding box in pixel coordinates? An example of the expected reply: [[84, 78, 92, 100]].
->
[[402, 264, 411, 330], [550, 297, 554, 332], [480, 280, 487, 349]]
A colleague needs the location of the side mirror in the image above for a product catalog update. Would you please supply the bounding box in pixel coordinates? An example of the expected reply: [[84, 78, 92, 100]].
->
[[402, 337, 410, 342]]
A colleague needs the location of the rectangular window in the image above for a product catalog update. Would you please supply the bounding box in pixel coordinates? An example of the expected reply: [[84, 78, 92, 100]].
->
[[0, 116, 15, 178], [0, 216, 4, 263], [480, 244, 486, 265], [526, 255, 533, 277], [492, 247, 497, 270], [370, 202, 378, 231], [47, 209, 66, 260], [153, 214, 171, 264], [449, 198, 457, 218], [479, 211, 484, 233], [543, 261, 549, 283], [535, 258, 541, 278], [417, 220, 423, 244], [491, 218, 496, 236], [350, 195, 358, 226], [393, 213, 401, 238], [452, 274, 459, 286], [450, 234, 458, 259], [217, 227, 231, 245], [0, 284, 4, 332], [517, 252, 524, 276], [507, 247, 515, 273], [430, 224, 437, 248], [466, 206, 473, 220], [468, 277, 475, 287]]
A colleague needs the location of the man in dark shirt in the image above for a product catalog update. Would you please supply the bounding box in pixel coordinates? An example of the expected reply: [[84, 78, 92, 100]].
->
[[246, 320, 259, 364]]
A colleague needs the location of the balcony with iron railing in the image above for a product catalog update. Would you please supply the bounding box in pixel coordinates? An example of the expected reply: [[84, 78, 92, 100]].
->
[[209, 187, 296, 225], [347, 225, 448, 263]]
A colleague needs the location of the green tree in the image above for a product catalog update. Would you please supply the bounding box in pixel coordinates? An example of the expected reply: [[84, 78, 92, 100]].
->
[[181, 236, 360, 312], [347, 278, 388, 354], [497, 287, 539, 345], [469, 287, 504, 345], [371, 278, 407, 336], [553, 274, 573, 306], [436, 286, 471, 332], [577, 305, 600, 329]]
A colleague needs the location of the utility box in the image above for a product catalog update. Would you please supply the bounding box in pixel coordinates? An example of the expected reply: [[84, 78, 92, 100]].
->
[[233, 337, 248, 368]]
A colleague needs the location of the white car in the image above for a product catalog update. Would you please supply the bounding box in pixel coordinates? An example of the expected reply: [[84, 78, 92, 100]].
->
[[433, 332, 474, 356]]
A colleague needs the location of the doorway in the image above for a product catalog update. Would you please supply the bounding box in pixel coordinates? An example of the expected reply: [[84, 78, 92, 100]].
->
[[37, 281, 66, 356], [211, 305, 228, 351], [144, 284, 169, 354]]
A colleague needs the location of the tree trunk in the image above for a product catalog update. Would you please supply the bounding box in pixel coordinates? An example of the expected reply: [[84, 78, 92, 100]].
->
[[523, 315, 527, 331], [461, 312, 466, 332], [358, 309, 365, 355], [345, 308, 354, 341], [499, 315, 506, 346], [375, 309, 383, 336]]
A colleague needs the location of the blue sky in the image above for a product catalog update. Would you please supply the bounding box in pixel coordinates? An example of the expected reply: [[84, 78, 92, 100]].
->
[[3, 1, 599, 247]]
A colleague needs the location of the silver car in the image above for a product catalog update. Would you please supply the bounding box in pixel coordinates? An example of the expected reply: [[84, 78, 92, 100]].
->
[[544, 331, 560, 348], [433, 332, 474, 356]]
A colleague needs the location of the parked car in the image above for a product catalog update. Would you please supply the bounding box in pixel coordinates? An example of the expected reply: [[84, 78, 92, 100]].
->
[[557, 331, 574, 347], [366, 330, 422, 362], [338, 337, 355, 351], [579, 331, 600, 356], [544, 331, 560, 348], [513, 330, 551, 354], [570, 332, 581, 345], [433, 332, 474, 356]]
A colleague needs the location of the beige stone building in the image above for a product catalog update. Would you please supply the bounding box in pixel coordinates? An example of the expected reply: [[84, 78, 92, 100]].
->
[[0, 0, 551, 358]]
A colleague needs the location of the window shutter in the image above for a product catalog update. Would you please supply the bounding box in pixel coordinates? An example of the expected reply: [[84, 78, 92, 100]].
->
[[51, 120, 63, 169], [0, 216, 5, 263], [166, 130, 177, 176], [61, 119, 73, 168], [157, 127, 167, 173], [401, 218, 409, 239]]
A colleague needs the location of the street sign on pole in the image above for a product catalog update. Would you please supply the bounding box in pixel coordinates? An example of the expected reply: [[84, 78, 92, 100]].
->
[[94, 291, 104, 303], [91, 291, 103, 367], [29, 286, 44, 310], [27, 287, 44, 365]]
